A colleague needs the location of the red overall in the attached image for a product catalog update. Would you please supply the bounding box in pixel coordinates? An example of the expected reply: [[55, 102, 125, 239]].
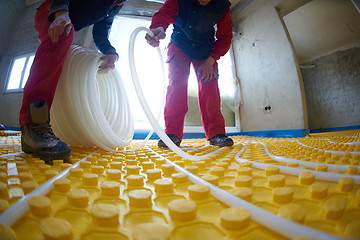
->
[[150, 0, 232, 140], [165, 42, 226, 140], [19, 0, 74, 127]]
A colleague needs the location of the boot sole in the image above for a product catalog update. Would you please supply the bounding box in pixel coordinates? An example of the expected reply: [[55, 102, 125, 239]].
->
[[22, 145, 33, 154], [33, 150, 71, 162], [21, 139, 34, 154], [209, 141, 234, 147], [158, 142, 181, 148], [22, 139, 71, 161], [158, 139, 181, 148]]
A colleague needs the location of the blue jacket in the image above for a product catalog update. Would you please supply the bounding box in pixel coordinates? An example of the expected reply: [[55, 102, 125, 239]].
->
[[171, 0, 231, 60], [48, 0, 126, 55]]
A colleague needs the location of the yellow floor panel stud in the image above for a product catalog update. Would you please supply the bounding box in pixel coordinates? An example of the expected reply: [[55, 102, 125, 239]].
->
[[0, 130, 359, 239]]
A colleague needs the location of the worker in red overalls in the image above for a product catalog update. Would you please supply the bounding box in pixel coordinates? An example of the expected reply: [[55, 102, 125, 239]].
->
[[146, 0, 234, 148], [19, 0, 126, 161]]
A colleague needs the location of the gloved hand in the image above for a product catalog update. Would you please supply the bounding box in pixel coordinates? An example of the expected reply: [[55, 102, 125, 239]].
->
[[48, 10, 72, 43], [145, 27, 166, 47]]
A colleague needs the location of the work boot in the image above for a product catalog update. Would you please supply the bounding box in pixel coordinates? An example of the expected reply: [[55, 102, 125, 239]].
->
[[158, 134, 181, 148], [21, 100, 71, 161], [209, 134, 234, 147]]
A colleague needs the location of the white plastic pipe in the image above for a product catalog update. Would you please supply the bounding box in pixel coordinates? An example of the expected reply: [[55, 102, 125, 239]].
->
[[51, 46, 134, 151], [236, 144, 360, 184], [129, 27, 219, 160], [147, 147, 349, 240], [297, 140, 360, 155], [0, 150, 99, 226], [260, 142, 360, 172]]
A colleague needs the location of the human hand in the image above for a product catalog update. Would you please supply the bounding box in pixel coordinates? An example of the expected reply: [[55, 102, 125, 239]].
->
[[99, 54, 118, 70], [48, 10, 72, 43], [197, 57, 216, 83], [145, 27, 166, 47]]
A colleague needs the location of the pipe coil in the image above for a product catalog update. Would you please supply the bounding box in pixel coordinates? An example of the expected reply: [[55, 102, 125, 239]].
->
[[51, 46, 134, 151]]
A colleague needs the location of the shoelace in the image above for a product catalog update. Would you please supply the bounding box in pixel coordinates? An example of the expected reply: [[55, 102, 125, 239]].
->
[[31, 124, 59, 140]]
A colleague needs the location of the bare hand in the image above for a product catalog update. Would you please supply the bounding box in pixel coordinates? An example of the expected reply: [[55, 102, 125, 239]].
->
[[48, 10, 72, 43], [197, 57, 216, 83], [99, 54, 118, 70], [145, 27, 166, 47]]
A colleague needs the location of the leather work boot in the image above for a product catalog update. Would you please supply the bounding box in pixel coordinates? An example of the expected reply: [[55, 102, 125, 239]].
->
[[158, 134, 181, 148], [21, 100, 71, 161], [209, 134, 234, 147]]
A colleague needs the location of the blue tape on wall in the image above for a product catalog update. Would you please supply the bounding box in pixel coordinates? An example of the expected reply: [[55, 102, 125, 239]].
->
[[228, 129, 308, 138], [2, 126, 21, 131], [134, 129, 309, 139]]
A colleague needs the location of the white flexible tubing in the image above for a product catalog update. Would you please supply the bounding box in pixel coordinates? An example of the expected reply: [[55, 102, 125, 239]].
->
[[51, 46, 134, 151], [51, 47, 83, 145], [311, 136, 360, 145], [51, 47, 102, 146], [297, 140, 360, 155], [236, 144, 360, 184], [123, 30, 168, 152], [260, 142, 360, 172], [0, 150, 99, 226], [334, 141, 360, 145], [88, 55, 134, 149], [0, 152, 22, 158], [61, 46, 134, 150], [129, 27, 218, 160], [327, 136, 360, 145], [146, 147, 348, 240]]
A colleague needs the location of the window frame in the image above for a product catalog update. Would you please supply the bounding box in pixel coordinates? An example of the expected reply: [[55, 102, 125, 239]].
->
[[4, 52, 35, 94]]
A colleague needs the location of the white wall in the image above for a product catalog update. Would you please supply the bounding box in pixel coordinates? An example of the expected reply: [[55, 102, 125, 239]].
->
[[231, 0, 307, 132]]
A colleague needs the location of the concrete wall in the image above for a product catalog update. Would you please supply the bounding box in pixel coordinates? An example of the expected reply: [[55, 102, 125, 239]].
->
[[0, 1, 26, 53], [231, 0, 307, 132], [301, 47, 360, 130], [0, 0, 36, 127], [0, 1, 91, 127]]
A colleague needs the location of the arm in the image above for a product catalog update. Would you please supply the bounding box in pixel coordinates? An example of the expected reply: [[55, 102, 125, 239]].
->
[[48, 11, 72, 43], [209, 7, 233, 61], [150, 0, 178, 31], [145, 0, 179, 47], [48, 0, 70, 22], [47, 0, 72, 43], [93, 5, 122, 69]]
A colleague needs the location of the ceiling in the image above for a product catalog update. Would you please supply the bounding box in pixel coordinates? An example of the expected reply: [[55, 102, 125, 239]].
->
[[117, 0, 246, 16], [282, 0, 360, 63], [26, 0, 246, 16], [25, 0, 360, 63]]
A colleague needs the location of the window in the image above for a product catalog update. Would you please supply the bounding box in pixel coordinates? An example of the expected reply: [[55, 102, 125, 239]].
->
[[108, 16, 239, 132], [5, 53, 35, 93]]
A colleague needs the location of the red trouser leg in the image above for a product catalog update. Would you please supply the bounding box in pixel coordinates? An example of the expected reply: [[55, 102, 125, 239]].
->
[[193, 60, 226, 140], [165, 42, 226, 140], [164, 42, 192, 140], [19, 0, 74, 127]]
